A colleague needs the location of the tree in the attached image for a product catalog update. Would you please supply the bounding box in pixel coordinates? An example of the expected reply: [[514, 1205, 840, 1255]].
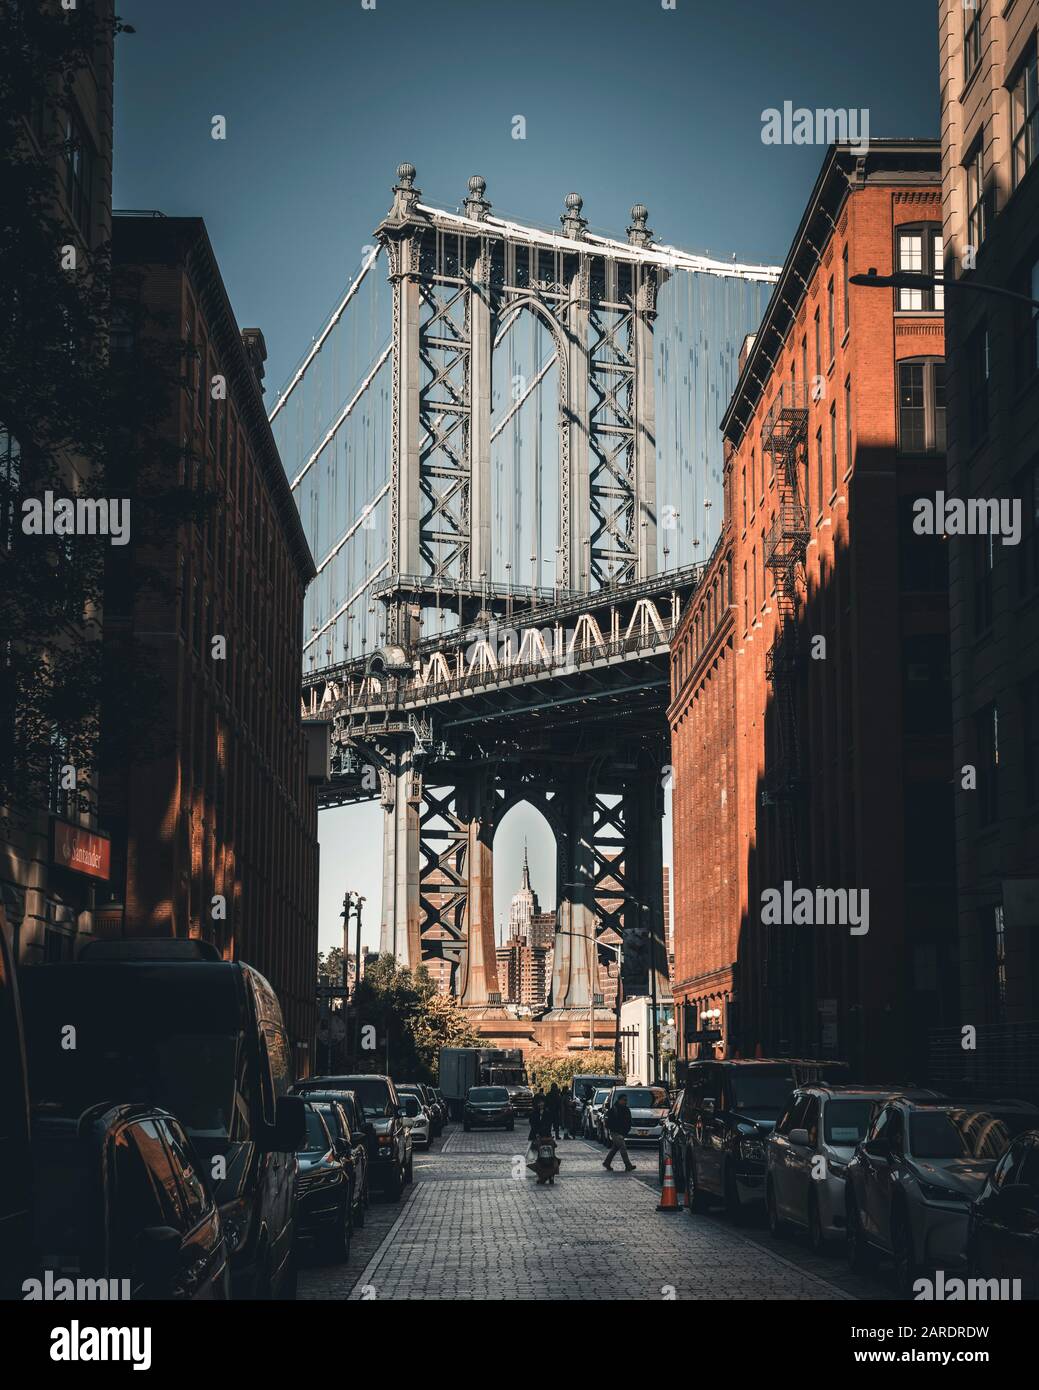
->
[[526, 1050, 618, 1095], [1, 3, 206, 828], [344, 955, 480, 1083]]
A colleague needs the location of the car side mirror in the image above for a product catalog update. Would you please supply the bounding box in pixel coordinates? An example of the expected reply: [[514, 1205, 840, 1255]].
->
[[862, 1137, 890, 1159], [135, 1226, 182, 1285], [260, 1094, 305, 1153], [789, 1127, 810, 1147]]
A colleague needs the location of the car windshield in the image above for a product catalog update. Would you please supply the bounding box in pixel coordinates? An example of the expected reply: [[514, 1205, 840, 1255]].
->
[[909, 1109, 1034, 1160], [621, 1088, 667, 1109], [727, 1071, 794, 1115], [402, 1096, 422, 1117], [299, 1108, 330, 1154], [325, 1079, 394, 1118], [823, 1099, 876, 1146], [576, 1078, 619, 1100], [317, 1105, 345, 1139], [20, 968, 241, 1140], [469, 1088, 508, 1103], [592, 1089, 610, 1105]]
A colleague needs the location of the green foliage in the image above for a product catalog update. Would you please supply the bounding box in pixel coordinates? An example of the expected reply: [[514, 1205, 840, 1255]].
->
[[334, 955, 480, 1084], [526, 1050, 618, 1095], [1, 4, 204, 824]]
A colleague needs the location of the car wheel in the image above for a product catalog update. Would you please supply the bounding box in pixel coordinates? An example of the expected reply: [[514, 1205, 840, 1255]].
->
[[385, 1165, 403, 1202], [353, 1190, 366, 1230], [891, 1208, 917, 1299], [323, 1205, 352, 1265], [280, 1246, 299, 1300], [463, 1122, 471, 1132], [508, 1120, 515, 1131], [405, 1150, 414, 1184], [846, 1196, 871, 1273], [687, 1154, 709, 1213], [724, 1164, 743, 1224], [807, 1190, 825, 1253], [766, 1179, 786, 1238], [658, 1146, 665, 1186]]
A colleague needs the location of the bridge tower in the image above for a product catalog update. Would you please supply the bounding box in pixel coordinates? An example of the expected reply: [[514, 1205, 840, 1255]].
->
[[360, 165, 673, 1016]]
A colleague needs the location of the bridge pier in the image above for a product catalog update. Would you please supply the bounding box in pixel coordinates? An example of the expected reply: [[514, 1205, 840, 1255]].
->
[[379, 754, 421, 969]]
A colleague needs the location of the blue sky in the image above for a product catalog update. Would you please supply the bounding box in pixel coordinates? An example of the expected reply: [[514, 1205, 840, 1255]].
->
[[112, 0, 941, 955]]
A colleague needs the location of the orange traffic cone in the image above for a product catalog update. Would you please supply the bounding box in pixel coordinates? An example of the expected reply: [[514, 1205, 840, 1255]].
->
[[656, 1154, 680, 1213]]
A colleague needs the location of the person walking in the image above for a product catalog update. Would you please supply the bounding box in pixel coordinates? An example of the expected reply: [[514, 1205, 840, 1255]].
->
[[602, 1092, 636, 1172], [546, 1082, 563, 1140], [529, 1095, 551, 1142]]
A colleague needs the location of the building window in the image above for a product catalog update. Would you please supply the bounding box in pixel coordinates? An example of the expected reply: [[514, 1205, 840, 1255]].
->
[[844, 377, 852, 476], [966, 139, 988, 253], [1017, 459, 1039, 596], [751, 546, 757, 613], [966, 324, 990, 446], [741, 466, 747, 530], [814, 307, 821, 378], [0, 427, 20, 551], [742, 562, 748, 631], [896, 225, 944, 310], [992, 904, 1007, 1017], [974, 533, 995, 636], [827, 278, 835, 362], [964, 0, 984, 84], [1024, 672, 1039, 807], [1010, 43, 1038, 188], [801, 334, 808, 399], [814, 426, 823, 517], [1014, 253, 1039, 384], [842, 244, 850, 335], [63, 106, 94, 236], [829, 402, 837, 495], [750, 449, 756, 513], [897, 358, 946, 454], [975, 701, 999, 826]]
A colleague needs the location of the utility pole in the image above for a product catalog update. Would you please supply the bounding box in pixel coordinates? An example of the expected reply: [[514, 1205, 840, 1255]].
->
[[353, 893, 365, 1066]]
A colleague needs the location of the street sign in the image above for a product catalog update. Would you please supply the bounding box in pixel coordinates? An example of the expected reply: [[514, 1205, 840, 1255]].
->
[[317, 1014, 347, 1045], [689, 1029, 722, 1043]]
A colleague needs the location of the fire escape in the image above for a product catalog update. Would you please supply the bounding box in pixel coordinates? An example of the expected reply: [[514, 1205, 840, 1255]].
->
[[761, 385, 809, 886]]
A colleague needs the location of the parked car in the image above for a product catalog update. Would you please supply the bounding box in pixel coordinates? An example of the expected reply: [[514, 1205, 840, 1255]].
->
[[396, 1082, 440, 1137], [19, 940, 305, 1299], [663, 1059, 847, 1220], [301, 1094, 369, 1228], [766, 1084, 911, 1249], [845, 1097, 1039, 1297], [584, 1087, 613, 1141], [0, 912, 31, 1300], [506, 1084, 534, 1116], [295, 1104, 352, 1263], [296, 1074, 412, 1200], [463, 1086, 514, 1131], [30, 1101, 231, 1299], [967, 1129, 1039, 1299], [400, 1092, 432, 1148], [602, 1085, 669, 1147], [571, 1074, 623, 1131]]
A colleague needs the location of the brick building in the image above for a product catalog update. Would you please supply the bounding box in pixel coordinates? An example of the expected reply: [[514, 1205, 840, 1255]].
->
[[102, 215, 321, 1064], [936, 0, 1039, 1072], [669, 142, 957, 1078], [2, 3, 116, 965]]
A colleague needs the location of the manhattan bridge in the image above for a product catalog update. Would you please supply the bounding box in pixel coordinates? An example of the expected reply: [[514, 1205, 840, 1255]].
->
[[271, 164, 778, 1027]]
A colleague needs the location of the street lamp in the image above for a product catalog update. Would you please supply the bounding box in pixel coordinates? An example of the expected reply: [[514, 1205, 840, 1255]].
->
[[850, 267, 1039, 311]]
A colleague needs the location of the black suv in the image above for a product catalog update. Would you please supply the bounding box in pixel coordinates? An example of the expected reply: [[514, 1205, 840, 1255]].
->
[[19, 941, 305, 1299], [296, 1075, 412, 1200], [661, 1059, 846, 1220], [30, 1101, 231, 1299], [291, 1088, 369, 1228]]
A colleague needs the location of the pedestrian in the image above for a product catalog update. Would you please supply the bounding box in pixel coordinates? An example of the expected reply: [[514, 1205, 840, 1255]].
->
[[546, 1081, 563, 1140], [564, 1091, 579, 1140], [528, 1095, 551, 1141], [602, 1092, 636, 1172]]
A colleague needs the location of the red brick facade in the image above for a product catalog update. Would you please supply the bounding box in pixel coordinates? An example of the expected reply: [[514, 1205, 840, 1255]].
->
[[103, 217, 320, 1064], [670, 143, 957, 1078]]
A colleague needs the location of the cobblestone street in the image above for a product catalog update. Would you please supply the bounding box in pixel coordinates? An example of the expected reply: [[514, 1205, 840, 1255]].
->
[[299, 1126, 892, 1301]]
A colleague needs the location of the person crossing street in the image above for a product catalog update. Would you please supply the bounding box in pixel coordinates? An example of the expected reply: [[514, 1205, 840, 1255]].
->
[[602, 1092, 636, 1172]]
